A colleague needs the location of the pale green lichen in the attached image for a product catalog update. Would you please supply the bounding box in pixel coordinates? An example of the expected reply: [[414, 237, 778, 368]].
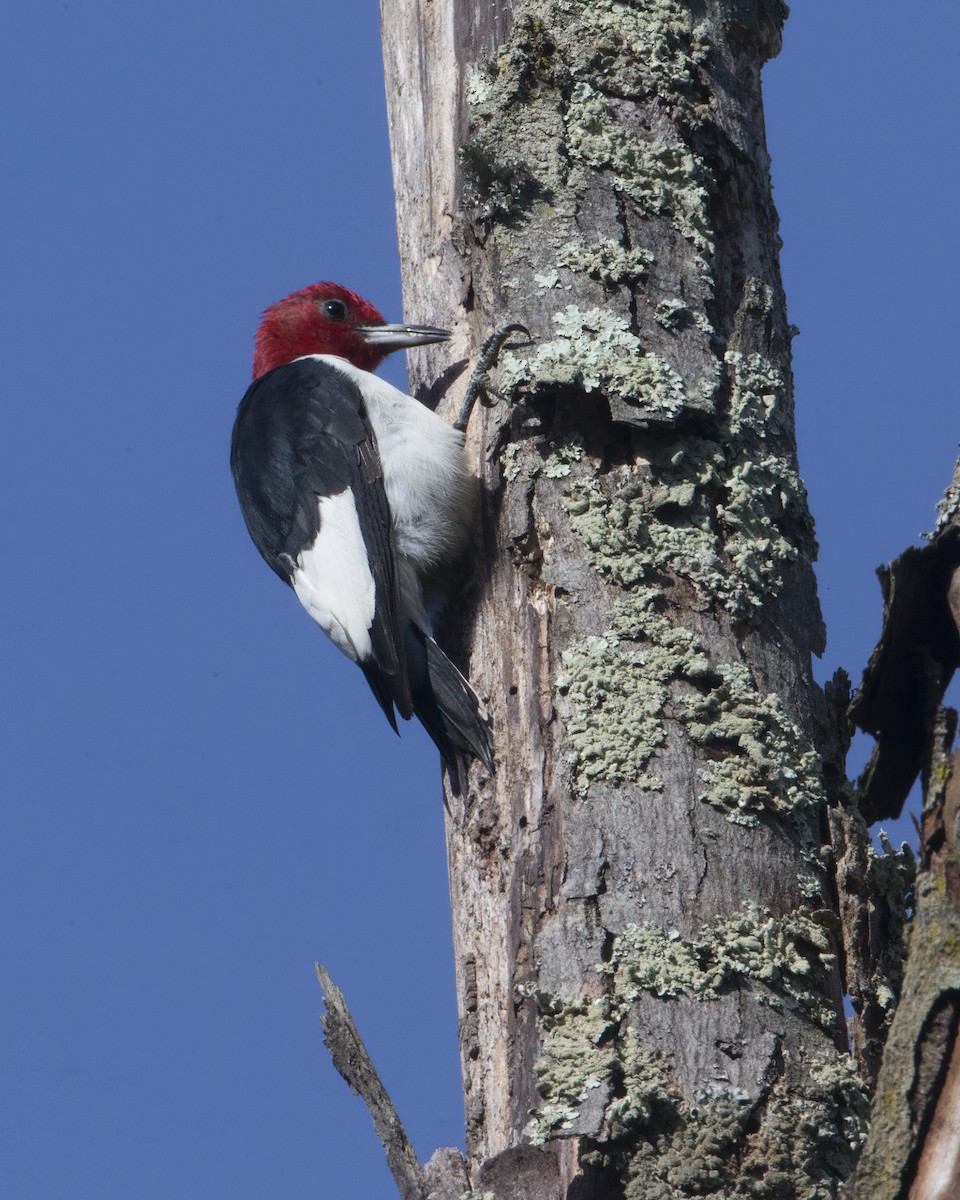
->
[[654, 297, 714, 334], [557, 588, 713, 795], [464, 63, 495, 109], [566, 477, 727, 597], [654, 298, 687, 328], [542, 434, 584, 478], [550, 339, 821, 811], [558, 238, 655, 287], [534, 267, 562, 288], [524, 909, 868, 1193], [565, 81, 715, 275], [716, 351, 817, 609], [725, 350, 789, 437], [467, 0, 704, 130], [556, 581, 826, 832], [685, 662, 826, 825], [598, 905, 839, 1030], [461, 0, 722, 435], [500, 442, 523, 483], [498, 306, 688, 417], [932, 452, 960, 533], [719, 453, 802, 598], [608, 1072, 866, 1199], [558, 351, 811, 618], [460, 0, 714, 285], [865, 832, 916, 1015], [557, 631, 668, 792], [603, 1031, 678, 1142], [519, 985, 617, 1138], [809, 1055, 872, 1159], [569, 0, 703, 99], [600, 1053, 868, 1200]]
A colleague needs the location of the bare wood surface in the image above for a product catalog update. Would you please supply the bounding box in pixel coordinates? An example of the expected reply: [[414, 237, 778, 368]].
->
[[909, 1022, 960, 1200], [315, 964, 425, 1200]]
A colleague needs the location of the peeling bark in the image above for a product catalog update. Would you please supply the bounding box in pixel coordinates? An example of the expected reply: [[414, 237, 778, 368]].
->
[[847, 716, 960, 1199], [850, 509, 960, 824]]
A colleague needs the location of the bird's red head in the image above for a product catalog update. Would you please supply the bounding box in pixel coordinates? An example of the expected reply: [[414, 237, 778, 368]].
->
[[252, 281, 450, 379], [253, 282, 386, 378]]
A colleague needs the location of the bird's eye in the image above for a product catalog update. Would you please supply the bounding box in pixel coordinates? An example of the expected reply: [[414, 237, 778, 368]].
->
[[321, 299, 349, 321]]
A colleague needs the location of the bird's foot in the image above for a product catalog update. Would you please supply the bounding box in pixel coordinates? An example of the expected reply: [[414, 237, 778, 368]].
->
[[454, 323, 532, 432]]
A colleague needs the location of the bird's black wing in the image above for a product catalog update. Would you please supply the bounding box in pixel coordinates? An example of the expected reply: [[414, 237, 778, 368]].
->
[[230, 357, 412, 720]]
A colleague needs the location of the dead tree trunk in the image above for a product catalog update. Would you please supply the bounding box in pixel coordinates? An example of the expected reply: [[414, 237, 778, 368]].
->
[[840, 466, 960, 1199], [378, 1, 868, 1195]]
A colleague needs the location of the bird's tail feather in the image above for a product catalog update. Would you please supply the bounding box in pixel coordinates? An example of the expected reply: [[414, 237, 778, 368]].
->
[[359, 662, 401, 734], [411, 631, 493, 796]]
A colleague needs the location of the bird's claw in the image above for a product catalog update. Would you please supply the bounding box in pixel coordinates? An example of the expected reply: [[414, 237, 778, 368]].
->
[[455, 323, 533, 431]]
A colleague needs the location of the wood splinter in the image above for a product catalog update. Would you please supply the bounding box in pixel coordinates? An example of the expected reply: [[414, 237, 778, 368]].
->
[[315, 963, 426, 1200]]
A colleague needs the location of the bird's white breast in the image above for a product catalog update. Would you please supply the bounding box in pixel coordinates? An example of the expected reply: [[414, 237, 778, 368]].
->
[[312, 356, 475, 569]]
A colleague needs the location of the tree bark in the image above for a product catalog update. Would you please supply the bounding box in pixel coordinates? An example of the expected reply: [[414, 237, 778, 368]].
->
[[846, 723, 960, 1200], [842, 462, 960, 1199], [379, 1, 869, 1195]]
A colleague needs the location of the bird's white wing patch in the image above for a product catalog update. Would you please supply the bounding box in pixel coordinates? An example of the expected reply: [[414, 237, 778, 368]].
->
[[292, 489, 376, 663]]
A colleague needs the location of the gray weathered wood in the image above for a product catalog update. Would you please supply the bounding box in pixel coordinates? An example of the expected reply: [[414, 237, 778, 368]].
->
[[846, 719, 960, 1200], [379, 1, 869, 1194], [845, 461, 960, 1197], [316, 964, 426, 1200]]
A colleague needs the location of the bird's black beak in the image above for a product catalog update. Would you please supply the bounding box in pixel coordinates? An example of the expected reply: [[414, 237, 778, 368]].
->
[[357, 323, 451, 351]]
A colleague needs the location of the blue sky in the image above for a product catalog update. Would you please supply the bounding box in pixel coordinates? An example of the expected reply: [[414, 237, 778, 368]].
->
[[2, 3, 957, 1197]]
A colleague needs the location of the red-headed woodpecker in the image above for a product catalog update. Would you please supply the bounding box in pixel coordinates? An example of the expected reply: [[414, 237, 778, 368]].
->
[[230, 282, 492, 793]]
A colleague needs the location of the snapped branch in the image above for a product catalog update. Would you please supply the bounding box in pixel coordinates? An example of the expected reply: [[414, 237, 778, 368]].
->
[[315, 963, 426, 1200]]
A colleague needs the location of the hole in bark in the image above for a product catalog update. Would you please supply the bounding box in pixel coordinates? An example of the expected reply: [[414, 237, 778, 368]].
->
[[567, 1155, 625, 1200]]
